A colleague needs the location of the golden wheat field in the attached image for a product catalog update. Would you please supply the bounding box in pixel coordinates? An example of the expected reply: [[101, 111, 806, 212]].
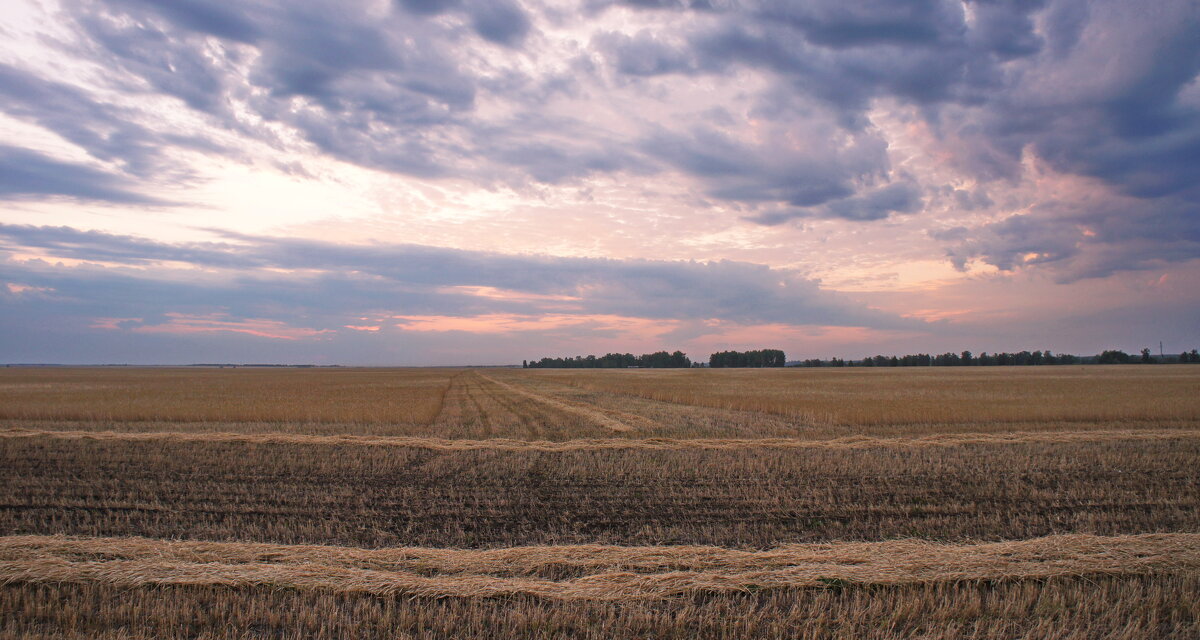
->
[[2, 365, 1198, 438], [2, 365, 1199, 638]]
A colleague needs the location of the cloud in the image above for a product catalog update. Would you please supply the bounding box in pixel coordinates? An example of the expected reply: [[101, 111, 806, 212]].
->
[[0, 63, 222, 180], [751, 0, 966, 50], [938, 189, 1200, 282], [0, 146, 170, 205], [397, 0, 532, 46], [67, 0, 477, 179], [748, 181, 922, 225], [593, 30, 696, 76], [0, 225, 916, 347], [640, 123, 887, 209], [0, 0, 1196, 288], [466, 0, 532, 47], [105, 0, 263, 43]]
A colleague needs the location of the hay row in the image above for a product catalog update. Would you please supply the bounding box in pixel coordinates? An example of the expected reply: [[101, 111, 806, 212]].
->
[[2, 426, 1199, 451], [2, 534, 1197, 600]]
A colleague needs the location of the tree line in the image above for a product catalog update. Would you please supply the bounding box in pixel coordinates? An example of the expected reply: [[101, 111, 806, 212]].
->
[[708, 349, 787, 368], [523, 349, 789, 369], [1103, 348, 1200, 364], [856, 350, 1078, 367], [524, 351, 692, 369], [522, 347, 1200, 369], [797, 348, 1200, 367]]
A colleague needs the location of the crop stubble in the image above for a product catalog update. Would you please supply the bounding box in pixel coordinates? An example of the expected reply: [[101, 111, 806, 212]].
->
[[2, 436, 1197, 549], [3, 366, 1198, 439], [1, 366, 1198, 638], [5, 574, 1197, 639]]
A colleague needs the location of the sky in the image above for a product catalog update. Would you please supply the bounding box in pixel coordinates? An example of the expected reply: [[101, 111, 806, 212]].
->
[[0, 0, 1198, 365]]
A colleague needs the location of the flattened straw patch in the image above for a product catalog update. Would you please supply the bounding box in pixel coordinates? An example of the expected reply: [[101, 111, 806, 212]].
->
[[2, 534, 1197, 600]]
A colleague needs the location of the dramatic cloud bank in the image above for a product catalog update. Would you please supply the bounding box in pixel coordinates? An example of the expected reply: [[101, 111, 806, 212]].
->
[[0, 0, 1197, 363], [0, 223, 925, 363]]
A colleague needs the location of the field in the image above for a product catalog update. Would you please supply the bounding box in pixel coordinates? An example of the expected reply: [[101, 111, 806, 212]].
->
[[1, 365, 1199, 638]]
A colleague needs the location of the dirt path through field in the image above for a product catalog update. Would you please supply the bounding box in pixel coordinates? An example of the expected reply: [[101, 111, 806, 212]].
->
[[427, 371, 603, 438], [476, 372, 651, 432], [3, 533, 1196, 600]]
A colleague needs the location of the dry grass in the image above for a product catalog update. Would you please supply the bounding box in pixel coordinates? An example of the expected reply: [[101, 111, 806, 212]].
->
[[3, 436, 1197, 548], [2, 533, 1196, 600], [4, 574, 1197, 639], [514, 365, 1200, 429]]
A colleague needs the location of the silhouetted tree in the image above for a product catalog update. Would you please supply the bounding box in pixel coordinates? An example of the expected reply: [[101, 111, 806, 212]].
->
[[1098, 349, 1132, 364], [709, 349, 786, 368], [526, 350, 690, 368]]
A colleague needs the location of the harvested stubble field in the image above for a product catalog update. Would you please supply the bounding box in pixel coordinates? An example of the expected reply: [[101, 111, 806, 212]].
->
[[1, 365, 1198, 638], [3, 365, 1198, 438], [3, 436, 1200, 548], [6, 575, 1197, 640]]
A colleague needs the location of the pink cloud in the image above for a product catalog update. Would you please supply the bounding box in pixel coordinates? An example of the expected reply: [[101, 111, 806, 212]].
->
[[5, 283, 56, 296], [439, 285, 581, 303], [392, 313, 671, 335], [93, 312, 333, 340], [90, 317, 142, 330]]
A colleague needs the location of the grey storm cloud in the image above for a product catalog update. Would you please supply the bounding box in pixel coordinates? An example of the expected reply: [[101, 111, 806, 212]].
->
[[918, 2, 1200, 280], [748, 181, 923, 225], [938, 194, 1200, 283], [0, 146, 171, 205], [639, 125, 886, 208], [0, 224, 914, 332]]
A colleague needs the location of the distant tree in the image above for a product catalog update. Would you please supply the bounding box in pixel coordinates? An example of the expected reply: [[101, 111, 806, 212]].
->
[[526, 350, 690, 368], [1098, 349, 1132, 364], [801, 348, 1093, 367], [709, 349, 785, 368], [1141, 348, 1155, 364]]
